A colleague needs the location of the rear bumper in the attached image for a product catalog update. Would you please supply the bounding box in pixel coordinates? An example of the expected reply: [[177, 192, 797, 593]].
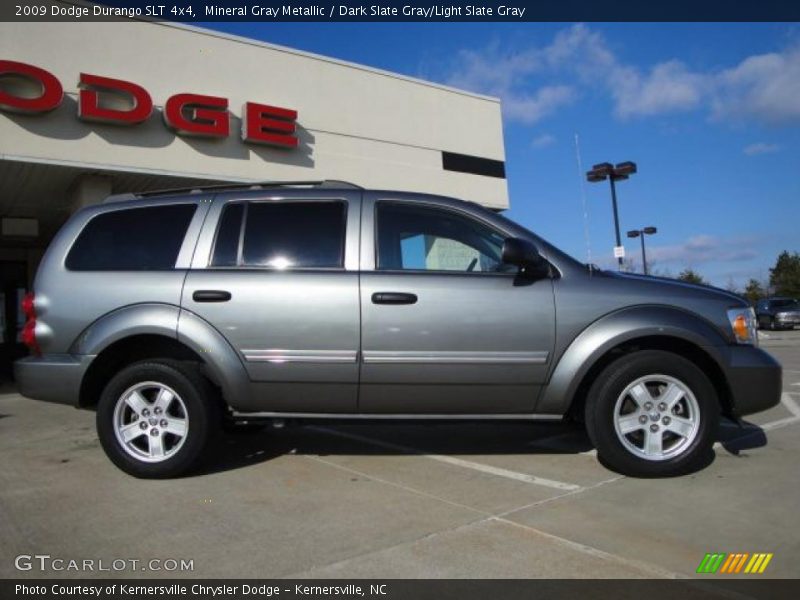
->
[[13, 354, 93, 407], [723, 346, 782, 417]]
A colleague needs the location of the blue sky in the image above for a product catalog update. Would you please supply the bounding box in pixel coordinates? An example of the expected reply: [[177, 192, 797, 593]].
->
[[201, 22, 799, 287]]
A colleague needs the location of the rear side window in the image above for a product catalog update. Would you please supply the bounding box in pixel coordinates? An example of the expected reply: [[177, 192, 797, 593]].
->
[[66, 204, 196, 271], [211, 201, 346, 269]]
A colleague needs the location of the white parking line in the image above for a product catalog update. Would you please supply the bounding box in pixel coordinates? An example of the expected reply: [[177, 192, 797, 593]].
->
[[292, 458, 682, 580], [780, 392, 800, 418], [312, 393, 800, 488], [309, 426, 582, 492]]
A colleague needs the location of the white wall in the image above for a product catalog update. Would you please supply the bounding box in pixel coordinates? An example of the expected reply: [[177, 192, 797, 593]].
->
[[0, 19, 508, 208]]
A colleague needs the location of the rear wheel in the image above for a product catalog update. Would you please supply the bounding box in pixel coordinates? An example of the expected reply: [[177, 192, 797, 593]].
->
[[585, 350, 719, 477], [97, 360, 218, 478]]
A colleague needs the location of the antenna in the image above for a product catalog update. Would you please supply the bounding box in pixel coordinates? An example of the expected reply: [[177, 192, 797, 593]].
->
[[574, 133, 593, 266]]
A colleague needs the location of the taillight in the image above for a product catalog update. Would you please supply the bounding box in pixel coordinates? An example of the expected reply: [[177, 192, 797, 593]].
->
[[22, 292, 35, 317], [21, 291, 40, 355]]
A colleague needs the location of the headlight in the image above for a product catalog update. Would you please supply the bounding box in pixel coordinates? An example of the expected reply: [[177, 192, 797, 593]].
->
[[727, 307, 758, 345]]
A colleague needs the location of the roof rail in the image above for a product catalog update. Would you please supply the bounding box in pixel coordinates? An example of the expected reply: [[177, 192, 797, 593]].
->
[[103, 180, 363, 203]]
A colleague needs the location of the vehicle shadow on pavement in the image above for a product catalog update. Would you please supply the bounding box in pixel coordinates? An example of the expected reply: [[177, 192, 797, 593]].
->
[[192, 418, 770, 478], [193, 421, 596, 477]]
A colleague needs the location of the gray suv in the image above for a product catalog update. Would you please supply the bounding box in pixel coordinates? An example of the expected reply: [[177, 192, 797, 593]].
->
[[15, 181, 781, 478]]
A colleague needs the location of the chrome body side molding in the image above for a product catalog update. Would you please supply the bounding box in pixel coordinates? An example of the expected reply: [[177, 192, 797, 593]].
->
[[241, 349, 358, 363], [361, 351, 549, 365]]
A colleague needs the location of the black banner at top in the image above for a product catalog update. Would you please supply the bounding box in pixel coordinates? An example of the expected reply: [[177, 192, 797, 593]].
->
[[2, 0, 800, 22]]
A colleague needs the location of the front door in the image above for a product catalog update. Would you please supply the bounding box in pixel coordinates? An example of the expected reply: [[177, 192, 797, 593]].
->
[[182, 192, 361, 412], [358, 197, 556, 414]]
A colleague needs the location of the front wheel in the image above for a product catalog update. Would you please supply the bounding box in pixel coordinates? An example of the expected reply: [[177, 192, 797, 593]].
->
[[97, 360, 218, 478], [585, 350, 719, 477]]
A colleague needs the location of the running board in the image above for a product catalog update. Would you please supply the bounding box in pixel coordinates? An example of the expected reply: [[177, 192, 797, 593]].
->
[[230, 411, 564, 421]]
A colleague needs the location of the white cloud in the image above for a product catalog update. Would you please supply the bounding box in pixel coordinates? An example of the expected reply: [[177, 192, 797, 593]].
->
[[612, 61, 705, 118], [743, 142, 780, 156], [504, 86, 575, 124], [713, 47, 800, 123], [531, 133, 557, 148], [647, 234, 759, 265], [444, 44, 576, 124], [542, 23, 617, 76], [440, 24, 800, 126]]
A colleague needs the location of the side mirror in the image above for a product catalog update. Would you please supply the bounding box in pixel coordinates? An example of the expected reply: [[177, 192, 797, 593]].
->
[[501, 237, 548, 275]]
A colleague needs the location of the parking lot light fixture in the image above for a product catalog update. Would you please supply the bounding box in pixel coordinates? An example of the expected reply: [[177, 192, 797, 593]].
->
[[586, 161, 638, 269], [627, 226, 658, 275]]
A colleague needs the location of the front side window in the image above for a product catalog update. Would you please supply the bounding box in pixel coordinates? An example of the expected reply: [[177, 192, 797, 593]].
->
[[211, 201, 346, 269], [66, 204, 196, 271], [376, 202, 509, 273]]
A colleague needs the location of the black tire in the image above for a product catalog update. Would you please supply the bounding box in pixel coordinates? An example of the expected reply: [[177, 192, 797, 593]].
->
[[769, 317, 777, 331], [585, 350, 719, 477], [97, 360, 219, 478]]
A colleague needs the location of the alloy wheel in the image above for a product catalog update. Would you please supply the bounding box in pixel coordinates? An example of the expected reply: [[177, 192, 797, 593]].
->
[[613, 374, 700, 461], [112, 381, 189, 463]]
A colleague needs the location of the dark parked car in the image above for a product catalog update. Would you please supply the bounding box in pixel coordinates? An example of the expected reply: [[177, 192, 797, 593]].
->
[[756, 297, 800, 330]]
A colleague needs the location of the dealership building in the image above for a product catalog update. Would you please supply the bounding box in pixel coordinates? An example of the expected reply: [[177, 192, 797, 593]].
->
[[0, 15, 507, 374]]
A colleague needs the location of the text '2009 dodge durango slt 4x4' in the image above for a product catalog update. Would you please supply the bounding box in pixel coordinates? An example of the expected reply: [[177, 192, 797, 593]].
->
[[15, 181, 781, 478]]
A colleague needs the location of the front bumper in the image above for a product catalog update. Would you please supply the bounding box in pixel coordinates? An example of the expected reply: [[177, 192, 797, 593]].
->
[[14, 354, 93, 407], [723, 345, 782, 417]]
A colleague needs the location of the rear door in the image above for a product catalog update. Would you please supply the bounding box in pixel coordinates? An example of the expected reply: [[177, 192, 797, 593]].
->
[[182, 190, 361, 412]]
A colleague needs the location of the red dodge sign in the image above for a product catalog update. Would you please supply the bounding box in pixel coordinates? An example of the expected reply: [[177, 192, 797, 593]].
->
[[0, 59, 298, 148]]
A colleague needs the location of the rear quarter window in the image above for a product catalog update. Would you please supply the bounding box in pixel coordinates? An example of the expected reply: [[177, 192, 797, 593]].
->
[[66, 204, 197, 271], [209, 200, 346, 269]]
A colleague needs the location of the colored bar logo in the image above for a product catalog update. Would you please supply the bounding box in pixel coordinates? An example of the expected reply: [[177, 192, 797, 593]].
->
[[696, 553, 773, 574]]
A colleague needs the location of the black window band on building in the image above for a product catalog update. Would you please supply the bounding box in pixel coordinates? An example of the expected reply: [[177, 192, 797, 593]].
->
[[442, 152, 506, 179]]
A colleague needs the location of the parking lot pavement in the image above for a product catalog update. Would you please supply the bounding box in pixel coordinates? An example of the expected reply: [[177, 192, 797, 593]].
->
[[1, 330, 799, 580]]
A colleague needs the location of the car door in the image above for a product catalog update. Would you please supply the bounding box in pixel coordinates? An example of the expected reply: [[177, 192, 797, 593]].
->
[[182, 190, 361, 412], [358, 194, 556, 414]]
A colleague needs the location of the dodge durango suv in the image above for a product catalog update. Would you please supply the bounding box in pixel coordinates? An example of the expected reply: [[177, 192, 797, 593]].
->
[[15, 181, 782, 478]]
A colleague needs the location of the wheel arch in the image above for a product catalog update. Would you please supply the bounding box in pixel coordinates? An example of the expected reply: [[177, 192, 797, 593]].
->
[[79, 334, 206, 408], [74, 304, 250, 410], [537, 306, 734, 419]]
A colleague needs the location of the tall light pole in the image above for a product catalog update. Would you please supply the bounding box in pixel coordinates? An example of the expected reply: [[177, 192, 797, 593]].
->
[[627, 226, 657, 275], [586, 161, 637, 269]]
